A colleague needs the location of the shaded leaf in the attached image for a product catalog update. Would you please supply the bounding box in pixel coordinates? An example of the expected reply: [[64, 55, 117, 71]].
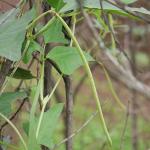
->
[[8, 67, 35, 79], [46, 46, 94, 75], [0, 8, 35, 61], [0, 91, 27, 116], [43, 18, 68, 44]]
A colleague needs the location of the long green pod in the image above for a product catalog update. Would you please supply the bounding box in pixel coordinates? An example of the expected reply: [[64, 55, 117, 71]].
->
[[55, 13, 112, 146], [98, 62, 126, 110]]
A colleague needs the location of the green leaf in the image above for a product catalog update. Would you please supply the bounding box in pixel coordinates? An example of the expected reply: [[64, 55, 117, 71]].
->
[[0, 91, 27, 116], [120, 0, 137, 4], [43, 18, 68, 44], [46, 46, 94, 75], [37, 103, 64, 148], [8, 67, 35, 79], [23, 40, 43, 64], [47, 0, 65, 11], [0, 8, 35, 61]]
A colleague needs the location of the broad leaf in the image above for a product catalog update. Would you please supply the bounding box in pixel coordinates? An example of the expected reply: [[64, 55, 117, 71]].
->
[[23, 40, 43, 64], [0, 91, 27, 116], [43, 18, 68, 44], [47, 0, 65, 11], [8, 67, 35, 79], [0, 9, 35, 61], [37, 103, 64, 148], [46, 46, 94, 75]]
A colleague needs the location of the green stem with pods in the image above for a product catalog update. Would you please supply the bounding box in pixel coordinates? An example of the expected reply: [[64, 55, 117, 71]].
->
[[27, 9, 112, 146]]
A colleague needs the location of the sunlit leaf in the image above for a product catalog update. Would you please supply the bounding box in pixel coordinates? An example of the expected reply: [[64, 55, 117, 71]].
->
[[43, 18, 68, 44], [46, 46, 94, 75]]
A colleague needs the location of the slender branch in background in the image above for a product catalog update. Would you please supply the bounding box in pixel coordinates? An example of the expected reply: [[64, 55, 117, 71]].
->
[[64, 76, 73, 150], [79, 7, 150, 99], [130, 23, 139, 150], [0, 98, 27, 135], [52, 111, 98, 150], [99, 0, 136, 72], [105, 0, 150, 23], [131, 91, 139, 150], [119, 100, 130, 150], [0, 0, 16, 8]]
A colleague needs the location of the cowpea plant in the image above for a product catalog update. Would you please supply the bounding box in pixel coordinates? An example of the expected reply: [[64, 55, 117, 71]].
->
[[0, 0, 149, 150]]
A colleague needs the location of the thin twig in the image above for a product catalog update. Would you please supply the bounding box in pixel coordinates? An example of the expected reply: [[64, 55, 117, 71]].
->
[[52, 111, 98, 150], [0, 98, 27, 135], [105, 0, 150, 23]]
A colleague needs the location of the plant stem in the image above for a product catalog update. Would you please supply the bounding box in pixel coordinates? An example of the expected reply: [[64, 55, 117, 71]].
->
[[36, 75, 62, 139]]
